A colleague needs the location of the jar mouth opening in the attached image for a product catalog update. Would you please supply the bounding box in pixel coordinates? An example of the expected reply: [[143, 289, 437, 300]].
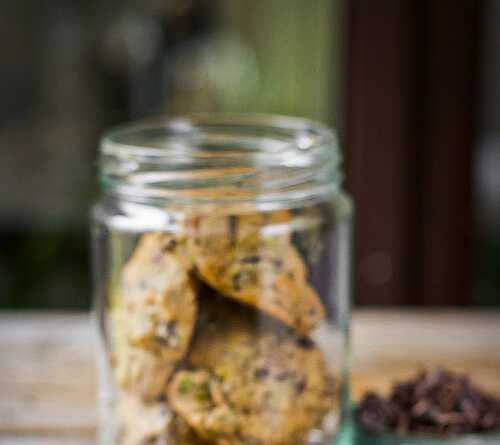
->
[[100, 113, 342, 208]]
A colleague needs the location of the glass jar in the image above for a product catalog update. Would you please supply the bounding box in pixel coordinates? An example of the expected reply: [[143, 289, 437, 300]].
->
[[92, 114, 353, 445]]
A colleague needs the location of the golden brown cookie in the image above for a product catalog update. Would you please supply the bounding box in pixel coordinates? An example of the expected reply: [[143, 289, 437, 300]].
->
[[115, 392, 207, 445], [113, 232, 197, 400], [169, 415, 210, 445], [189, 211, 324, 334], [168, 296, 334, 445], [116, 393, 172, 445], [113, 342, 172, 402]]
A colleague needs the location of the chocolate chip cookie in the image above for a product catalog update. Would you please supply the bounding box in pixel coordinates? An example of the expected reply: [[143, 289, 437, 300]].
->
[[116, 393, 207, 445], [113, 341, 172, 402], [189, 211, 324, 334], [168, 295, 334, 445], [116, 393, 172, 445], [113, 232, 197, 400], [169, 415, 210, 445]]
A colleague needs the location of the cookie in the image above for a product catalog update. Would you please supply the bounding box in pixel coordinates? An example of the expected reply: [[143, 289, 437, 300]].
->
[[115, 392, 208, 445], [168, 295, 334, 445], [189, 211, 324, 334], [169, 416, 210, 445], [113, 342, 172, 402], [116, 393, 172, 445], [113, 232, 197, 400]]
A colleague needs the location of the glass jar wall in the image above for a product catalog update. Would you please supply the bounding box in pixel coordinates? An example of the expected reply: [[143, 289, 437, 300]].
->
[[92, 115, 352, 445]]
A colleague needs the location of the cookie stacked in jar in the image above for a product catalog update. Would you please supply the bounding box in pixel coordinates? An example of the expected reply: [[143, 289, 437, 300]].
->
[[92, 115, 353, 445]]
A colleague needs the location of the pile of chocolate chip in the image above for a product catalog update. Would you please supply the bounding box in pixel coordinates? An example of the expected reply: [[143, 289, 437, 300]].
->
[[357, 368, 500, 435]]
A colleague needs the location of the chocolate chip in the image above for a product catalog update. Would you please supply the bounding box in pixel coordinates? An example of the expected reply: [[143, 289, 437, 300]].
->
[[162, 238, 177, 252], [272, 258, 283, 269], [228, 215, 238, 243], [232, 272, 242, 291], [357, 393, 400, 435], [241, 255, 261, 264], [155, 320, 178, 347], [254, 367, 270, 379], [357, 368, 500, 436], [295, 378, 307, 394], [296, 336, 314, 350]]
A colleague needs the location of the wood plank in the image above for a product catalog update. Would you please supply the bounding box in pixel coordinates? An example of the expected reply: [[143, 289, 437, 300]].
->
[[0, 311, 499, 439], [0, 313, 97, 436], [0, 436, 94, 445], [352, 309, 500, 400]]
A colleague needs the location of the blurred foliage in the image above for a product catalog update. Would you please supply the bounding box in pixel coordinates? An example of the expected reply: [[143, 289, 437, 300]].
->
[[0, 0, 341, 309], [2, 0, 495, 309], [166, 0, 342, 123], [0, 227, 89, 309]]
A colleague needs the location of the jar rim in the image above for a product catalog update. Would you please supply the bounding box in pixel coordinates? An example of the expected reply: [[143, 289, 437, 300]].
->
[[99, 113, 342, 208]]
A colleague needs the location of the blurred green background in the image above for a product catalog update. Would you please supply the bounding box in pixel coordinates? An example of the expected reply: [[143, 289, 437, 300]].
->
[[0, 0, 342, 308], [0, 0, 498, 309]]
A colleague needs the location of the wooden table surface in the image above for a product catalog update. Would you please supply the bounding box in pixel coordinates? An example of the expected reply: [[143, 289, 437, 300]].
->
[[1, 310, 499, 444]]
